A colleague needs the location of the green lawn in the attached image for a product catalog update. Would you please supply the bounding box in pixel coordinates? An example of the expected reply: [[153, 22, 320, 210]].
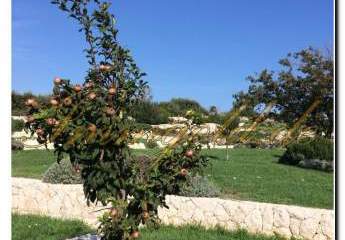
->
[[12, 148, 333, 209], [202, 148, 333, 209], [12, 150, 57, 179], [12, 214, 287, 240], [12, 213, 94, 240]]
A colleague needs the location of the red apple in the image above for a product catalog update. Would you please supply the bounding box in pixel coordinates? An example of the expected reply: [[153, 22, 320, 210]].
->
[[180, 168, 188, 177], [88, 92, 97, 100], [63, 97, 72, 106], [25, 98, 37, 107], [99, 64, 112, 71], [110, 208, 118, 218], [185, 149, 194, 158], [50, 99, 59, 106], [46, 118, 56, 126], [54, 77, 62, 85], [131, 231, 140, 239], [106, 107, 115, 116], [108, 87, 116, 95], [74, 84, 82, 92], [88, 124, 97, 133]]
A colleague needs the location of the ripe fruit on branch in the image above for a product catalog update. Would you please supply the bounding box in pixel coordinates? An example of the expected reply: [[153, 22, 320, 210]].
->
[[108, 87, 116, 95], [130, 231, 140, 239], [185, 149, 194, 158], [99, 64, 112, 71], [88, 124, 97, 133], [88, 92, 97, 100], [106, 107, 115, 116], [63, 97, 73, 106], [74, 84, 82, 92], [74, 164, 80, 173], [54, 77, 62, 85], [50, 99, 59, 106], [110, 208, 118, 218], [180, 168, 188, 177], [46, 118, 56, 126], [25, 98, 38, 108]]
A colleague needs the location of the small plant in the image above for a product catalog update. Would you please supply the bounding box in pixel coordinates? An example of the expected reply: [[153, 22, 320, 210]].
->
[[180, 175, 220, 198], [279, 138, 333, 170], [42, 158, 83, 184], [132, 123, 152, 132], [144, 139, 158, 149], [12, 119, 25, 133]]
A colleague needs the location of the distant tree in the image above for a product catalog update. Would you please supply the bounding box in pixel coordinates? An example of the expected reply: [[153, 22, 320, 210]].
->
[[233, 47, 334, 137], [209, 105, 218, 116], [129, 100, 169, 124], [159, 98, 208, 117]]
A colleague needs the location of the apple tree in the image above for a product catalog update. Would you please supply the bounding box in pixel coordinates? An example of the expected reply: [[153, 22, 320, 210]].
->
[[25, 0, 209, 239]]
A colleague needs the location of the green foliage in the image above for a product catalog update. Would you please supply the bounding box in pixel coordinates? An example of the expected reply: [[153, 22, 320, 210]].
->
[[42, 158, 83, 184], [180, 175, 220, 198], [12, 139, 24, 151], [279, 138, 333, 166], [144, 139, 158, 149], [233, 47, 334, 137], [12, 119, 25, 132], [24, 1, 209, 239]]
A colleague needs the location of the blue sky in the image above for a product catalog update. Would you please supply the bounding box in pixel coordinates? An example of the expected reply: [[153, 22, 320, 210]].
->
[[12, 0, 333, 111]]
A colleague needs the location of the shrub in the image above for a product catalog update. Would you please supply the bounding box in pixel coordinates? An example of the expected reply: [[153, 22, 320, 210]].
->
[[11, 139, 24, 151], [180, 175, 220, 198], [279, 138, 333, 168], [12, 119, 25, 132], [42, 158, 82, 184], [133, 123, 152, 132], [145, 139, 158, 149]]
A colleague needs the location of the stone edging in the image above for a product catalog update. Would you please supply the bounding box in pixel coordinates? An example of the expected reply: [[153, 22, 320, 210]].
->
[[12, 177, 334, 240]]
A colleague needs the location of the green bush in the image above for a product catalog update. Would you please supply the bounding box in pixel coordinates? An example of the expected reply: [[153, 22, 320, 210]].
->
[[133, 123, 152, 132], [42, 158, 82, 184], [145, 139, 158, 149], [12, 119, 25, 132], [279, 138, 333, 166], [180, 175, 220, 198]]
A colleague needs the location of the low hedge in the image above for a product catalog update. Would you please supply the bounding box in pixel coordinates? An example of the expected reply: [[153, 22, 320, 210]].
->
[[279, 138, 333, 171], [12, 119, 25, 133]]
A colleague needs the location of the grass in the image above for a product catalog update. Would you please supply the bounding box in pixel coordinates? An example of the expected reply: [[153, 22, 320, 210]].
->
[[140, 225, 287, 240], [202, 148, 333, 209], [12, 150, 57, 179], [12, 214, 287, 240], [12, 148, 333, 209], [12, 213, 94, 240]]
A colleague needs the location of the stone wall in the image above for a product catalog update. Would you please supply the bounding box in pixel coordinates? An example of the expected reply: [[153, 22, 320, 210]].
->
[[12, 178, 334, 240]]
